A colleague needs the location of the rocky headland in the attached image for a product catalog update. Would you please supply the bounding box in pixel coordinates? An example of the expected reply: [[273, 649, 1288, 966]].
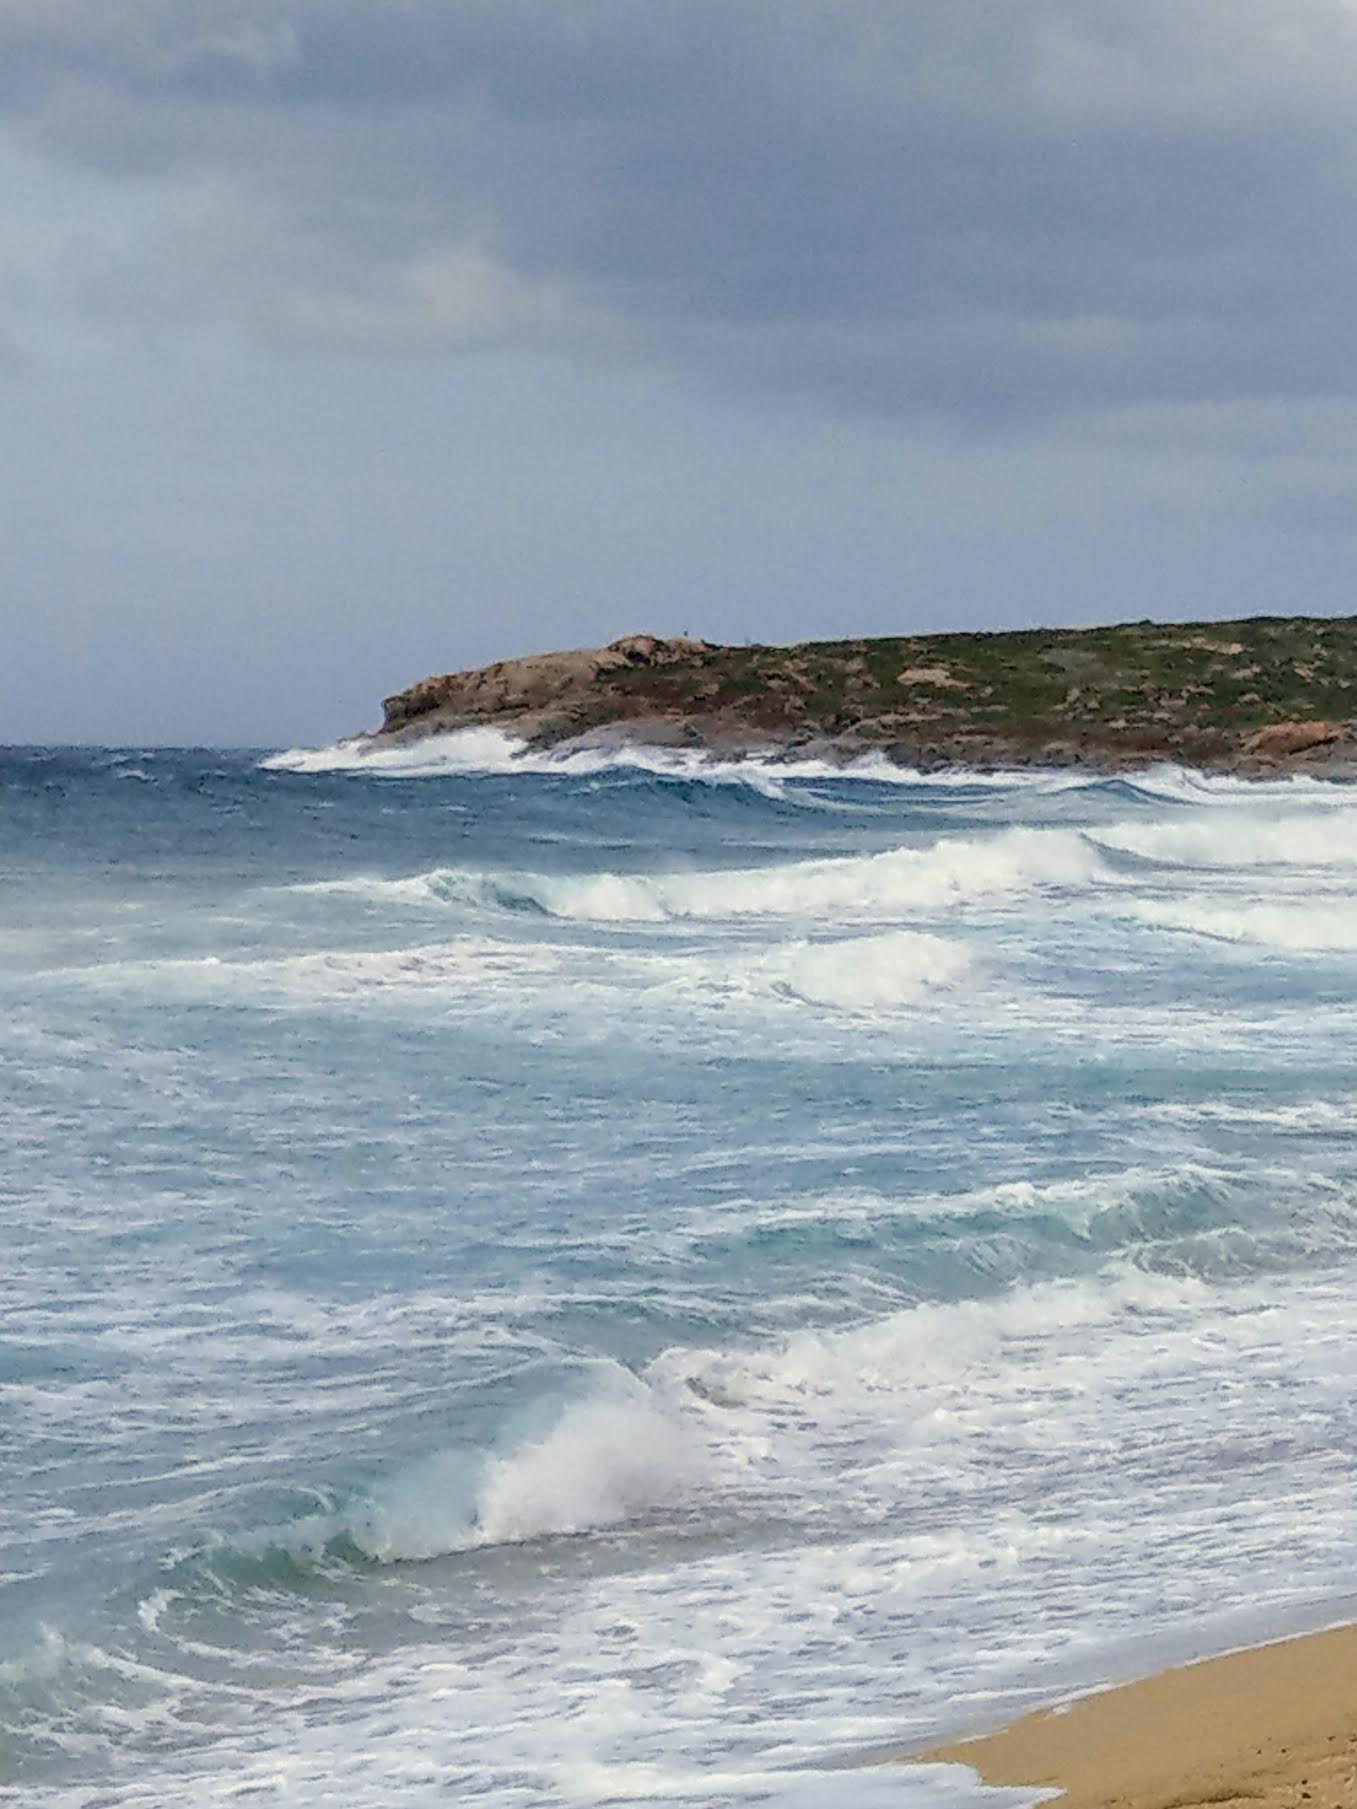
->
[[370, 617, 1357, 775]]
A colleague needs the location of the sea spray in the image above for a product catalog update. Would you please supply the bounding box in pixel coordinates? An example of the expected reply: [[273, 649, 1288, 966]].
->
[[350, 1374, 709, 1560]]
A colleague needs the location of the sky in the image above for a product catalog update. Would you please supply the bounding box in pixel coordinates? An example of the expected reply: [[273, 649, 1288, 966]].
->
[[4, 1, 1357, 746]]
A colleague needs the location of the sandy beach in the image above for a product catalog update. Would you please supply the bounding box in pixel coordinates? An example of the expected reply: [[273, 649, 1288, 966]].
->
[[911, 1622, 1357, 1808]]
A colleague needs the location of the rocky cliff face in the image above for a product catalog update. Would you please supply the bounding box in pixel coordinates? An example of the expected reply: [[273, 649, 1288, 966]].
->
[[370, 617, 1357, 774]]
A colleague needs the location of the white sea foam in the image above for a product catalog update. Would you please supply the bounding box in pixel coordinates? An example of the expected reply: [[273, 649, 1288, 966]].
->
[[264, 729, 525, 777], [474, 1391, 703, 1549]]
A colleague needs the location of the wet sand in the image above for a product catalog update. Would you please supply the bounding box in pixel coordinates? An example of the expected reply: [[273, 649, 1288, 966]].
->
[[912, 1622, 1357, 1808]]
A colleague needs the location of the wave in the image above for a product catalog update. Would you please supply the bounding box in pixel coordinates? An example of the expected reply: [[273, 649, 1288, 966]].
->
[[264, 728, 1098, 794], [541, 829, 1094, 919], [1131, 898, 1357, 952], [114, 938, 564, 1003], [362, 1390, 703, 1559], [680, 1157, 1357, 1286], [1096, 808, 1357, 870], [302, 827, 1099, 924], [213, 1270, 1205, 1571], [1107, 764, 1357, 807], [64, 929, 973, 1023], [266, 739, 1357, 815], [1144, 1097, 1357, 1132], [750, 930, 972, 1011], [657, 1267, 1215, 1423], [212, 1372, 708, 1569], [177, 1250, 1343, 1598], [267, 728, 804, 795]]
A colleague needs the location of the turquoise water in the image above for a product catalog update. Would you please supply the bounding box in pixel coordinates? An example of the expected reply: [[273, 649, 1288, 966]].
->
[[3, 739, 1357, 1806]]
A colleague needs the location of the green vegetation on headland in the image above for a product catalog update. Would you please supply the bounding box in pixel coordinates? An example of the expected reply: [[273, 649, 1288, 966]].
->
[[374, 617, 1357, 774]]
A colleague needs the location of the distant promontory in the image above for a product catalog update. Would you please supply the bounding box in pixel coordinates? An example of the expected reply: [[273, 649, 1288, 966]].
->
[[369, 618, 1357, 774]]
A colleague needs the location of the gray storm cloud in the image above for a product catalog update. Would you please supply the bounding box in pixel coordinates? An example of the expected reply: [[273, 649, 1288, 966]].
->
[[5, 1, 1357, 418], [7, 2, 1357, 746]]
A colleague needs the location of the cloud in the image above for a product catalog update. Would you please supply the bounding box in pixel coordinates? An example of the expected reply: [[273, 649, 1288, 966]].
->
[[2, 2, 1357, 420]]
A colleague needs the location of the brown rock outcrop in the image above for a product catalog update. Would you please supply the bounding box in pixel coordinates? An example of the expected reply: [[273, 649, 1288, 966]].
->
[[607, 634, 708, 667], [364, 616, 1357, 777], [381, 635, 710, 736], [1241, 720, 1345, 758]]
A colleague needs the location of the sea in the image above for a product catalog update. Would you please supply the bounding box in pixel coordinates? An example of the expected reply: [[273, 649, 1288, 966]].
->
[[3, 734, 1356, 1808]]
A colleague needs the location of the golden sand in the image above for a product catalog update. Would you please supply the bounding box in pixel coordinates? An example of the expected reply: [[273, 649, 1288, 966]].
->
[[911, 1623, 1357, 1808]]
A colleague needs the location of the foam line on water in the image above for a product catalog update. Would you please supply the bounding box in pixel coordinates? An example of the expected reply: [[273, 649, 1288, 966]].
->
[[37, 928, 976, 1020]]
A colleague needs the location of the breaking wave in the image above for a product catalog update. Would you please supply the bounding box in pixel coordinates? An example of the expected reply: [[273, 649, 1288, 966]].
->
[[265, 729, 1090, 793], [1106, 765, 1357, 807], [1097, 809, 1357, 869], [267, 728, 812, 794], [659, 1267, 1212, 1415], [301, 827, 1099, 924], [219, 1267, 1214, 1572], [1131, 898, 1357, 952], [360, 1389, 702, 1560], [750, 930, 972, 1011], [216, 1373, 709, 1569], [68, 928, 973, 1021]]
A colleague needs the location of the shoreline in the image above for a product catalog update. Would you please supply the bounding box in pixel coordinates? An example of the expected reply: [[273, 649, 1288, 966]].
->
[[905, 1620, 1357, 1808], [359, 718, 1357, 782], [369, 619, 1357, 781]]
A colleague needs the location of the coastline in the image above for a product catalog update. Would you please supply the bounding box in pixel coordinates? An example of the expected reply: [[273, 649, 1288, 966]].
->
[[366, 715, 1357, 782], [906, 1621, 1357, 1808], [366, 619, 1357, 781]]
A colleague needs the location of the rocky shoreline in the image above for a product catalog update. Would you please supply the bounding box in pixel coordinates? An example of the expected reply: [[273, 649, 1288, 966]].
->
[[368, 617, 1357, 777]]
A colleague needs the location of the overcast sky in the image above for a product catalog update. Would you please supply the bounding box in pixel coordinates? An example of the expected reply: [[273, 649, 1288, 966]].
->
[[5, 1, 1357, 745]]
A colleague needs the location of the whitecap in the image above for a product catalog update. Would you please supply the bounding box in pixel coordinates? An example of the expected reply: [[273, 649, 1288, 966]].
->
[[265, 728, 1093, 794], [1096, 809, 1357, 870], [751, 930, 972, 1012], [347, 1373, 708, 1561], [298, 827, 1100, 926], [1130, 897, 1357, 952]]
